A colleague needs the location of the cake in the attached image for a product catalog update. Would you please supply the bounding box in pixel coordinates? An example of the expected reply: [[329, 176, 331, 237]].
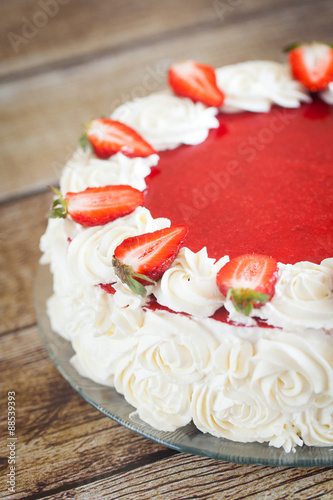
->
[[40, 43, 333, 452]]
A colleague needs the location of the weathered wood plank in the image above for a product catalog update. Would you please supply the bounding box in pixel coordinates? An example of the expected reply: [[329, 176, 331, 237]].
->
[[1, 327, 332, 500], [0, 191, 56, 334], [0, 326, 176, 500], [1, 0, 332, 201], [0, 0, 314, 79], [40, 453, 333, 499]]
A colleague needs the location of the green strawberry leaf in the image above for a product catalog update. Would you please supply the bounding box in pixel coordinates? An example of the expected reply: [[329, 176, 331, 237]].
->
[[227, 288, 270, 316]]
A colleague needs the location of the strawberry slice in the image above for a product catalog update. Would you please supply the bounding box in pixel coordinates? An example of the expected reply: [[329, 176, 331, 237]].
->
[[80, 118, 156, 159], [168, 60, 225, 107], [48, 185, 144, 227], [112, 225, 188, 297], [286, 42, 333, 92], [216, 254, 278, 315]]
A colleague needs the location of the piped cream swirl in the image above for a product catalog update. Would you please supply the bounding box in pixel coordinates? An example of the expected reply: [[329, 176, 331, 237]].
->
[[67, 207, 170, 285], [154, 248, 227, 317], [216, 61, 310, 112], [135, 309, 218, 384], [111, 90, 219, 150], [255, 259, 333, 330], [60, 151, 159, 194]]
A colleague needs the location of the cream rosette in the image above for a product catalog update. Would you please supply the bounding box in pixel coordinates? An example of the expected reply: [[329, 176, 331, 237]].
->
[[114, 356, 192, 431], [251, 331, 333, 413], [71, 325, 138, 387], [67, 207, 170, 286], [60, 150, 159, 194], [135, 310, 218, 384], [216, 61, 310, 112], [255, 259, 333, 330], [213, 334, 254, 383], [294, 398, 333, 447], [154, 248, 227, 317], [97, 282, 145, 339], [191, 377, 286, 447], [40, 218, 82, 295], [47, 284, 99, 341], [111, 90, 219, 150]]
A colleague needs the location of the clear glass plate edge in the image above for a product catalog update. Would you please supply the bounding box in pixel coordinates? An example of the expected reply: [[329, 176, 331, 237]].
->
[[34, 263, 333, 468]]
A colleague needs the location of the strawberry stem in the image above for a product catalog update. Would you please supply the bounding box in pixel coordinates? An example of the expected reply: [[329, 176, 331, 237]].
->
[[283, 42, 301, 53], [227, 288, 270, 316], [48, 186, 68, 219], [79, 132, 92, 152], [112, 257, 156, 298]]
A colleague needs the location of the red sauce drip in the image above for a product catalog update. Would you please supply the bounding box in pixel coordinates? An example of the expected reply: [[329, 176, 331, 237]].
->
[[99, 283, 116, 294], [146, 295, 274, 327], [145, 99, 333, 264]]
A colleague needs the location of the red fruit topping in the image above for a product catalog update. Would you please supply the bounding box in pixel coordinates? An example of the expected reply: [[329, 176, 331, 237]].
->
[[287, 42, 333, 92], [216, 254, 278, 315], [168, 60, 225, 107], [99, 283, 116, 295], [112, 225, 188, 297], [80, 118, 156, 159], [48, 185, 144, 227]]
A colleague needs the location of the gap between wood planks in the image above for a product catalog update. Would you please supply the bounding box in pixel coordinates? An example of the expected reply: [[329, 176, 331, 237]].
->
[[0, 0, 318, 84]]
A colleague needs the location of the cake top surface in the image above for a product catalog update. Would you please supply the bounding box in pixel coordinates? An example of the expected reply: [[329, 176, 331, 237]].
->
[[145, 98, 333, 265]]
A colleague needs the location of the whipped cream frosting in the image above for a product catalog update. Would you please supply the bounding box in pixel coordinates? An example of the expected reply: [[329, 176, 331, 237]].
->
[[71, 323, 138, 387], [154, 247, 228, 317], [216, 61, 311, 113], [60, 150, 159, 194], [253, 259, 333, 330], [40, 58, 333, 452], [67, 207, 170, 286], [114, 350, 192, 432], [111, 90, 219, 150], [320, 82, 333, 105], [136, 309, 218, 384]]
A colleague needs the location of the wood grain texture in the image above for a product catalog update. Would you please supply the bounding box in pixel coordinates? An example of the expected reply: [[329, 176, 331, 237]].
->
[[40, 452, 333, 500], [0, 0, 317, 79], [0, 191, 53, 335], [1, 0, 333, 200], [2, 1, 333, 498], [0, 326, 176, 500], [1, 329, 332, 500]]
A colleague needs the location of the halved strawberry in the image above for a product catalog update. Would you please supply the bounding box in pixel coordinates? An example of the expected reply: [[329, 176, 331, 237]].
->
[[216, 254, 278, 315], [80, 118, 156, 159], [168, 60, 225, 107], [48, 185, 144, 227], [286, 42, 333, 92], [112, 225, 188, 297]]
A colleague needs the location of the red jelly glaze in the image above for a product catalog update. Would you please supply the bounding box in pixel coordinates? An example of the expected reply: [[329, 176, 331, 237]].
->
[[145, 99, 333, 265]]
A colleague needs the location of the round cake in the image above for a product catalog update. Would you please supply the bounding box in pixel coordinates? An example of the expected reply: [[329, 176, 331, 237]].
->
[[40, 44, 333, 453]]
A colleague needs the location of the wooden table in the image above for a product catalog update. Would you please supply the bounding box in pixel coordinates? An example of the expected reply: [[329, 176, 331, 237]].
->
[[1, 1, 333, 498]]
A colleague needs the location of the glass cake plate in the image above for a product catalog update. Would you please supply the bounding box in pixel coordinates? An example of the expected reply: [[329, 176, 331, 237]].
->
[[35, 264, 333, 467]]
